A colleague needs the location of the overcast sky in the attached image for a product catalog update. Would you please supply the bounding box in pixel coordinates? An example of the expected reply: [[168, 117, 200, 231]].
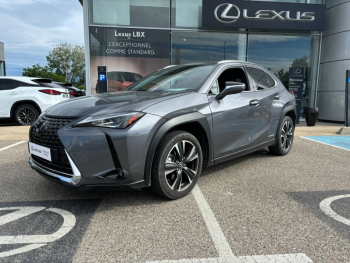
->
[[0, 0, 84, 76]]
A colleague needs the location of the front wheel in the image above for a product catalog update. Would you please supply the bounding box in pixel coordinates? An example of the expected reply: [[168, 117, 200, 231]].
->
[[269, 116, 294, 156], [151, 131, 203, 200]]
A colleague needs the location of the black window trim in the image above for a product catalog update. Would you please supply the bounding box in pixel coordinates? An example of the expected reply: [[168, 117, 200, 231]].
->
[[265, 72, 277, 89], [245, 66, 275, 92]]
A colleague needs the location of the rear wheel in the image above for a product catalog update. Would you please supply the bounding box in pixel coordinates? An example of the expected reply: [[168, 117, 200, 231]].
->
[[151, 131, 203, 200], [14, 104, 39, 125], [269, 116, 294, 156]]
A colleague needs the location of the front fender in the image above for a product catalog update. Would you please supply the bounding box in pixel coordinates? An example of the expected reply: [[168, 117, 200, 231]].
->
[[144, 112, 213, 187]]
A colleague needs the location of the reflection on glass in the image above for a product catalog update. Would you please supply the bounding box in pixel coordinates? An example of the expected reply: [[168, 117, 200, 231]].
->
[[248, 34, 320, 115], [89, 0, 170, 28], [171, 32, 247, 64], [90, 27, 170, 94], [126, 65, 215, 92], [172, 0, 202, 28]]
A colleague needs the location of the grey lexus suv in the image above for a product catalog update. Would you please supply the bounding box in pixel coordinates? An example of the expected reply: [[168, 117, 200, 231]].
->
[[28, 61, 296, 199]]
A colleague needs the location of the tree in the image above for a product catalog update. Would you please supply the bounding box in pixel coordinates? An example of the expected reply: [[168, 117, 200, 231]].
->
[[291, 55, 309, 68], [22, 64, 66, 82], [46, 43, 85, 86]]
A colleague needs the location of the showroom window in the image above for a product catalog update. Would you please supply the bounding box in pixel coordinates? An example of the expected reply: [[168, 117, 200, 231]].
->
[[90, 27, 170, 94], [247, 34, 321, 109], [171, 31, 247, 64], [89, 0, 170, 28]]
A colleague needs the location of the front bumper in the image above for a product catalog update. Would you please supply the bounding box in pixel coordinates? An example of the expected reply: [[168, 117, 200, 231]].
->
[[28, 113, 166, 190], [29, 157, 146, 191]]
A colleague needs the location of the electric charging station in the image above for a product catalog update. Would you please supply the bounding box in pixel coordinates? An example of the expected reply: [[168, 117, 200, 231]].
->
[[97, 66, 107, 93]]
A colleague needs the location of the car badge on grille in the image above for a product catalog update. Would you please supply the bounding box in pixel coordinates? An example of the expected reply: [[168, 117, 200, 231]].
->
[[36, 121, 47, 135]]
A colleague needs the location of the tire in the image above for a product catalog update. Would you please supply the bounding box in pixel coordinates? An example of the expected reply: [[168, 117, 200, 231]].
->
[[151, 131, 203, 200], [14, 104, 39, 126], [268, 116, 294, 156]]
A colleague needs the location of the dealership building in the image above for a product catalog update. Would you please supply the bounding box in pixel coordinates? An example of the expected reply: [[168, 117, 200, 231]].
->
[[78, 0, 348, 122], [0, 42, 5, 77]]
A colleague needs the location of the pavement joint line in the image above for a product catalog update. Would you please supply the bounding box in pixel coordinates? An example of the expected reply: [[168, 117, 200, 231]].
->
[[0, 141, 26, 152], [300, 136, 350, 152], [192, 185, 235, 258]]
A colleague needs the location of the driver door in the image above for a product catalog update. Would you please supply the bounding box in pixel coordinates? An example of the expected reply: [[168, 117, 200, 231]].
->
[[208, 67, 260, 163]]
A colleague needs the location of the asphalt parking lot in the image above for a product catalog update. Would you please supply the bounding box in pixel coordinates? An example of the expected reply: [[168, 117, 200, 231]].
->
[[1, 135, 350, 262]]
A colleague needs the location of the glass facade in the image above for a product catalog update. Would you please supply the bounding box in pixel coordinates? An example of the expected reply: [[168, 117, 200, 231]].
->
[[89, 0, 170, 28], [87, 0, 324, 113]]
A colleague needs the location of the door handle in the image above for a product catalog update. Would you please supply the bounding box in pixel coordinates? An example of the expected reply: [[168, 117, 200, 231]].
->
[[250, 100, 259, 106], [9, 92, 18, 95], [274, 94, 281, 100]]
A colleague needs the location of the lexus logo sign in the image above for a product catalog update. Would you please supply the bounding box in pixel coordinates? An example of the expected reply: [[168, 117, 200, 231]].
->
[[203, 0, 326, 31], [214, 3, 315, 24], [214, 4, 240, 24]]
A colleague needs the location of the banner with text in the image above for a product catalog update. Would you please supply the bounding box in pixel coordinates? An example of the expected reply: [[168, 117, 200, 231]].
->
[[90, 27, 170, 93]]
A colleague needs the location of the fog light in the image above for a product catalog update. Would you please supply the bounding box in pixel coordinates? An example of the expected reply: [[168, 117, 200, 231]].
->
[[104, 169, 124, 180]]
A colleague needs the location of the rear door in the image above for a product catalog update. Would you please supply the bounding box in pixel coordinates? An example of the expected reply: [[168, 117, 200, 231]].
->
[[0, 79, 20, 118], [245, 67, 282, 147]]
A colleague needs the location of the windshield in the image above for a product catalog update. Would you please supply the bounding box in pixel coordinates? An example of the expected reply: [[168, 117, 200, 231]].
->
[[125, 65, 215, 92]]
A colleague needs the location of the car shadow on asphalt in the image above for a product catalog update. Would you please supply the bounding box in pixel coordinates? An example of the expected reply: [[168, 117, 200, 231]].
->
[[287, 190, 350, 243]]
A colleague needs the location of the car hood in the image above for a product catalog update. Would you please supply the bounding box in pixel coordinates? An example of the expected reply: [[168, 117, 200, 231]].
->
[[45, 91, 190, 117]]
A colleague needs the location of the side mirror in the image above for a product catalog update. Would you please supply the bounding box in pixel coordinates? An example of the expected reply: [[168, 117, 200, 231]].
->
[[216, 81, 245, 100]]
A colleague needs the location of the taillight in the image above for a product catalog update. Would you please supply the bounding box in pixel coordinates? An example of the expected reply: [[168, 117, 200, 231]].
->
[[290, 91, 295, 96], [69, 91, 78, 96], [39, 89, 62, 95]]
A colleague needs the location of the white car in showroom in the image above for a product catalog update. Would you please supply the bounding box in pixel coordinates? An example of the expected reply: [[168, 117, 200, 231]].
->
[[0, 77, 69, 125]]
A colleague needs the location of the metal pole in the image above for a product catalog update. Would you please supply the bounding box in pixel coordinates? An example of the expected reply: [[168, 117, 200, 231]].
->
[[224, 41, 226, 60], [83, 0, 91, 95], [314, 32, 323, 108], [346, 70, 350, 127]]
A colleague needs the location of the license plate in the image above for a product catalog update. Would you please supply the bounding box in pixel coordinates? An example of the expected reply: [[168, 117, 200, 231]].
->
[[63, 94, 69, 98], [29, 142, 52, 162]]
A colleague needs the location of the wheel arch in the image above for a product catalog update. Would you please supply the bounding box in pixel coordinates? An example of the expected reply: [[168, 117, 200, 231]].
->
[[11, 100, 42, 119], [274, 103, 297, 144], [144, 112, 213, 187]]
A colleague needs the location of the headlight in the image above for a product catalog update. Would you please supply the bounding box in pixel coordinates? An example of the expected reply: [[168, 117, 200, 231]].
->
[[74, 112, 145, 129]]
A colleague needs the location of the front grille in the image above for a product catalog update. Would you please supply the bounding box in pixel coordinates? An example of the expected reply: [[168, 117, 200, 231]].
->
[[30, 115, 77, 175]]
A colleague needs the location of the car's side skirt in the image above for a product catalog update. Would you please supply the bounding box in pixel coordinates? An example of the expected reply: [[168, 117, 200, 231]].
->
[[214, 139, 275, 165]]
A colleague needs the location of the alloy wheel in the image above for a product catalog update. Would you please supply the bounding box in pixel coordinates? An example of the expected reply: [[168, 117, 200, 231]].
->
[[164, 140, 199, 192], [281, 120, 293, 151], [17, 107, 36, 125]]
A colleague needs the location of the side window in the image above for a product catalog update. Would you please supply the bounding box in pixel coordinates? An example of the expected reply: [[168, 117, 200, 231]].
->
[[247, 68, 270, 91], [215, 67, 249, 93], [266, 74, 276, 88], [209, 80, 220, 95], [0, 79, 16, 90]]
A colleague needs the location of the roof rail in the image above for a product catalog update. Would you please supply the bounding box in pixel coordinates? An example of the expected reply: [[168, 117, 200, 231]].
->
[[217, 60, 245, 64]]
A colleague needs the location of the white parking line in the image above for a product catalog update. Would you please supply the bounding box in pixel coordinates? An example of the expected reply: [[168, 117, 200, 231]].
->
[[192, 185, 235, 258], [0, 141, 26, 152], [300, 136, 350, 152], [146, 185, 313, 263], [0, 207, 76, 258], [147, 253, 313, 263], [320, 195, 350, 226]]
